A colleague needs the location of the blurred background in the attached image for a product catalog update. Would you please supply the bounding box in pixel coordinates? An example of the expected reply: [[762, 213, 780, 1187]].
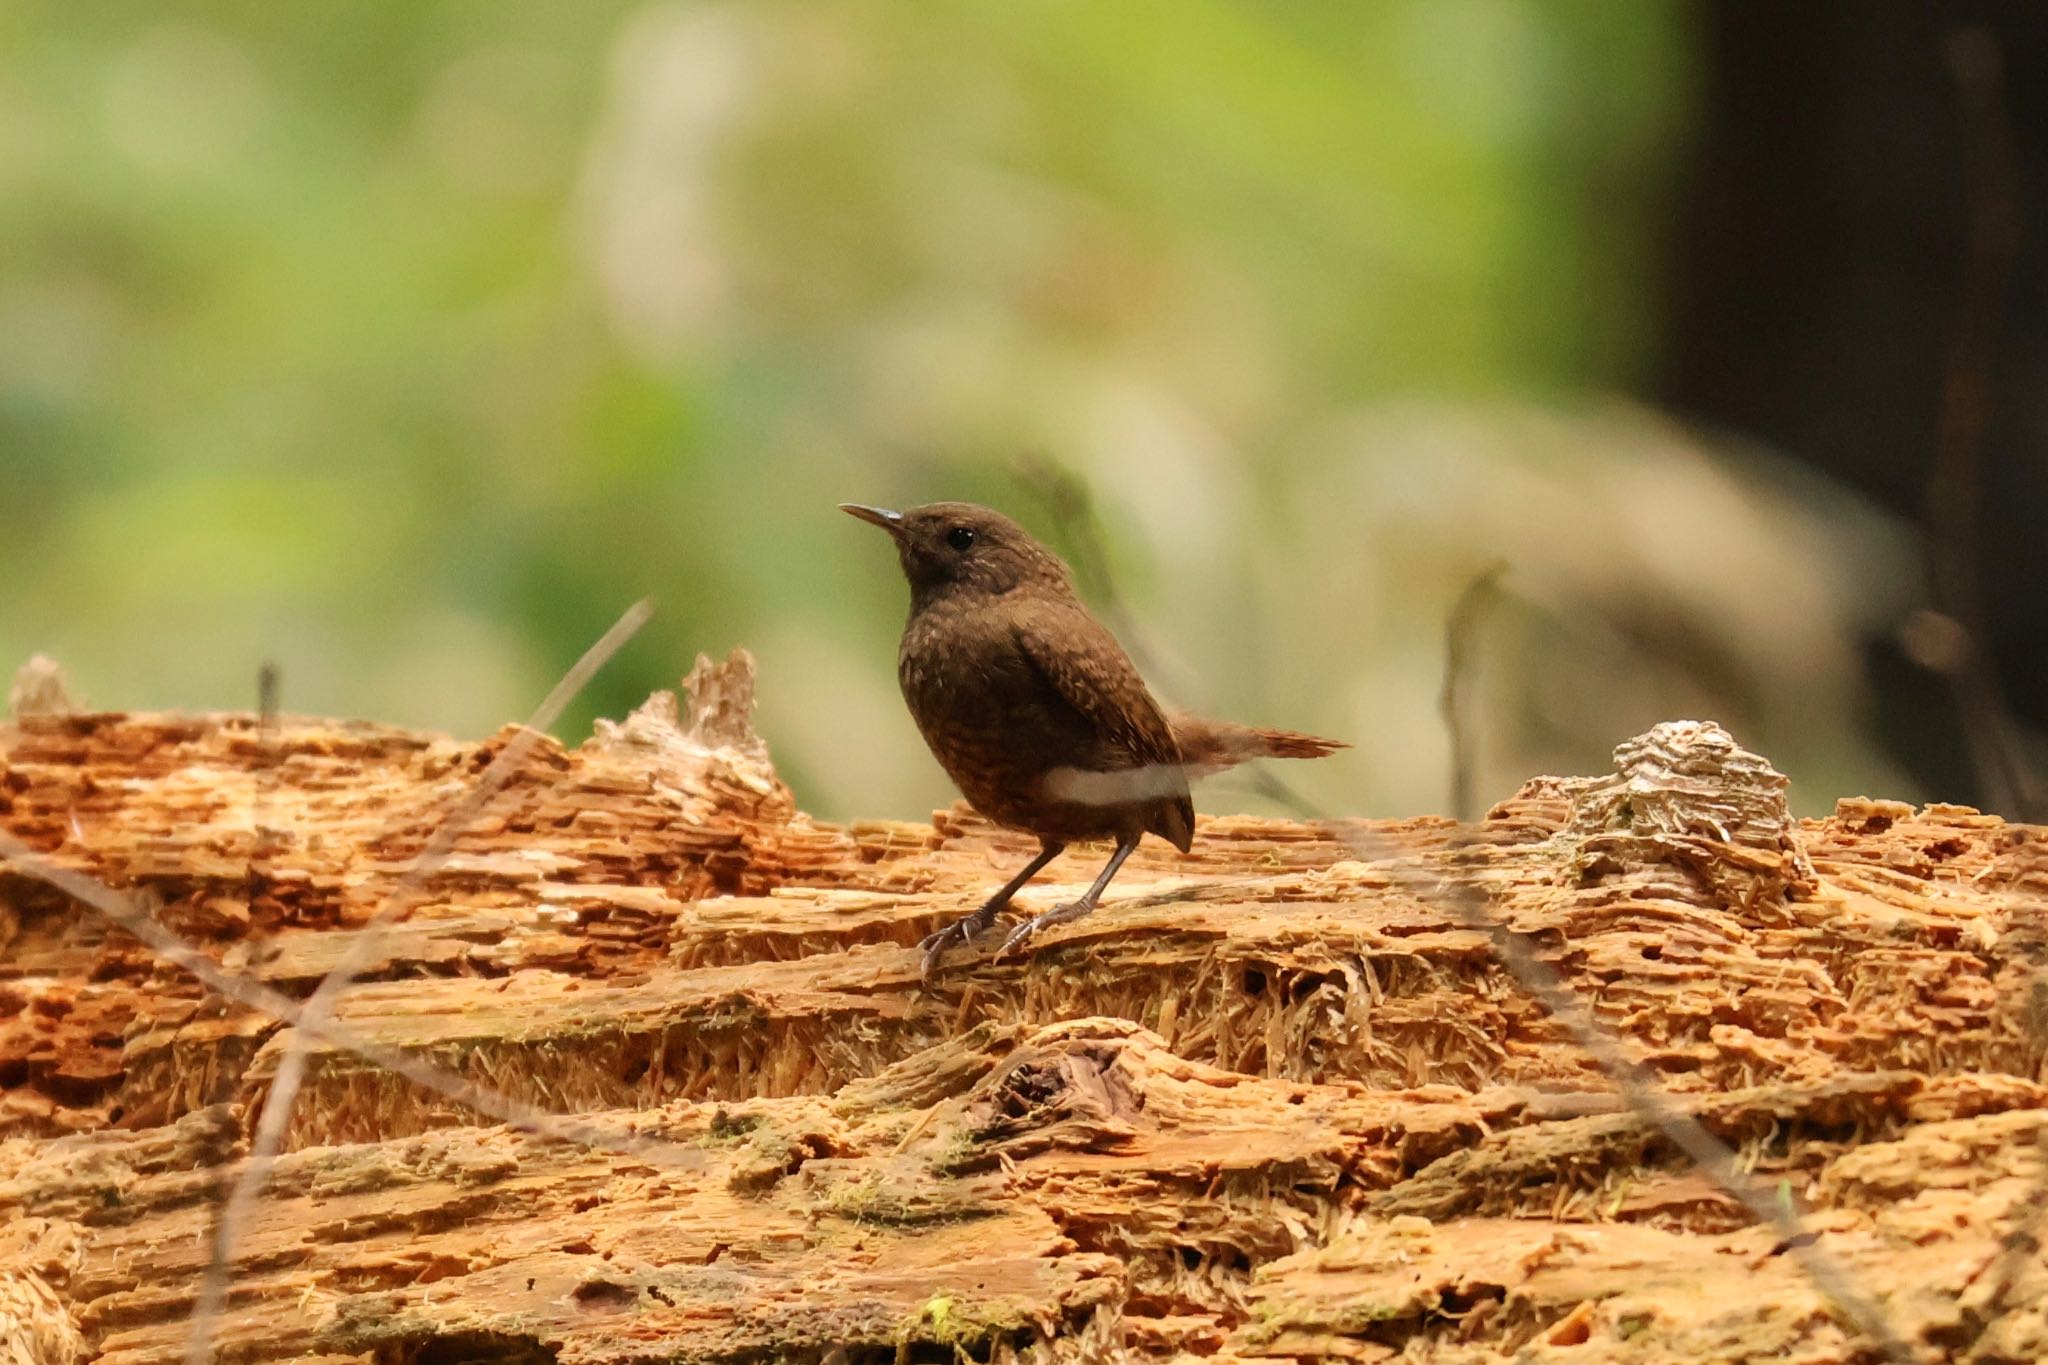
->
[[4, 2, 2045, 823]]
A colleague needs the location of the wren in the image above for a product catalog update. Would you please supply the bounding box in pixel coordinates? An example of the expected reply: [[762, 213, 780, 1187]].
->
[[843, 500, 1345, 978]]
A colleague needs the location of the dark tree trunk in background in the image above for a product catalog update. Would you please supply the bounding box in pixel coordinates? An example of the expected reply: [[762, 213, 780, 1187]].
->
[[1656, 4, 2048, 810]]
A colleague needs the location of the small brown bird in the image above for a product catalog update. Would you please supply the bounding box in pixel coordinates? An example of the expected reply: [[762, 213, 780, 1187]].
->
[[843, 500, 1345, 977]]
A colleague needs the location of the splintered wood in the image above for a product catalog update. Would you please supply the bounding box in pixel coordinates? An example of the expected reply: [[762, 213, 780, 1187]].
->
[[3, 655, 2046, 1363]]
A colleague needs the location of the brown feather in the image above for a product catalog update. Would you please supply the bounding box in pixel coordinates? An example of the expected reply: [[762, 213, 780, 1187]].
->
[[849, 497, 1347, 973], [856, 500, 1336, 859], [1169, 714, 1350, 779]]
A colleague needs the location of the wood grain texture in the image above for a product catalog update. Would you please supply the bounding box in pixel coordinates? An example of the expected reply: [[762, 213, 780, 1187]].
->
[[2, 657, 2045, 1363]]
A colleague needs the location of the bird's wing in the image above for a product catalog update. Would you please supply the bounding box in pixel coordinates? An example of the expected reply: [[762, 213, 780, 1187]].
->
[[1010, 601, 1178, 766], [1011, 600, 1194, 848]]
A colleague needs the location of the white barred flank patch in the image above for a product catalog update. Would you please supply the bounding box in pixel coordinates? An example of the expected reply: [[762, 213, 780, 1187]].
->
[[1041, 762, 1186, 807]]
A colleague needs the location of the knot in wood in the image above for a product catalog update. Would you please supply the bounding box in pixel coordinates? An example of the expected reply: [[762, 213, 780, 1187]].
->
[[1565, 720, 1816, 908], [964, 1033, 1145, 1160]]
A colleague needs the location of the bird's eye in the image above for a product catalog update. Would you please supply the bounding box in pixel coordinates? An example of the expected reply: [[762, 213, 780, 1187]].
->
[[946, 526, 976, 552]]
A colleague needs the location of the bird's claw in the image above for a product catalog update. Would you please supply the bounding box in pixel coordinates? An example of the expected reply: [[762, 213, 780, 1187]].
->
[[916, 916, 983, 982], [918, 898, 1100, 979], [991, 899, 1096, 962]]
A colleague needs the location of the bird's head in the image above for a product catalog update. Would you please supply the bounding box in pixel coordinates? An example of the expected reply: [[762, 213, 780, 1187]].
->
[[841, 500, 1072, 604]]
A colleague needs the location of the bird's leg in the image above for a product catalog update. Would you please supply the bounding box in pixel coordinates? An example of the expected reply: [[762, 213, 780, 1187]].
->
[[918, 840, 1065, 980], [994, 835, 1140, 961]]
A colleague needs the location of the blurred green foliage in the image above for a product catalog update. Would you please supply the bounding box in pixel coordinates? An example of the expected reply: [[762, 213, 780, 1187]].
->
[[2, 1, 1755, 820]]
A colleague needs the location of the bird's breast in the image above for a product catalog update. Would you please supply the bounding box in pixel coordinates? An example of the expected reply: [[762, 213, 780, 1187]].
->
[[897, 610, 1037, 747], [896, 606, 1092, 821]]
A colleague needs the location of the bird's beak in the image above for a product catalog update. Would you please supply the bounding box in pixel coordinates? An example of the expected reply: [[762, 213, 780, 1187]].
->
[[840, 503, 904, 536]]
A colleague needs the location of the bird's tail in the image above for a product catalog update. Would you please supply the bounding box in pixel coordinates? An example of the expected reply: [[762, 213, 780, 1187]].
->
[[1169, 713, 1348, 778]]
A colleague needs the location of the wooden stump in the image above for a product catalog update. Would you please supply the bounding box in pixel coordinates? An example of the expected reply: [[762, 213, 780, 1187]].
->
[[2, 654, 2044, 1363]]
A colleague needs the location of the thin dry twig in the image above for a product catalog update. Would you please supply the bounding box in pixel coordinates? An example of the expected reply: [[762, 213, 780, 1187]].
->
[[246, 661, 282, 896], [1013, 453, 1129, 622], [1439, 561, 1508, 823], [181, 598, 654, 1363]]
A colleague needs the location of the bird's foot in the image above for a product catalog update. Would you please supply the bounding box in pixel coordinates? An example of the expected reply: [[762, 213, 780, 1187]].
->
[[992, 899, 1098, 962], [916, 913, 991, 983]]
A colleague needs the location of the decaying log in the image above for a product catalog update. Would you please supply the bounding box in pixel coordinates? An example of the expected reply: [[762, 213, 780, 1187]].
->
[[3, 652, 2047, 1363]]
